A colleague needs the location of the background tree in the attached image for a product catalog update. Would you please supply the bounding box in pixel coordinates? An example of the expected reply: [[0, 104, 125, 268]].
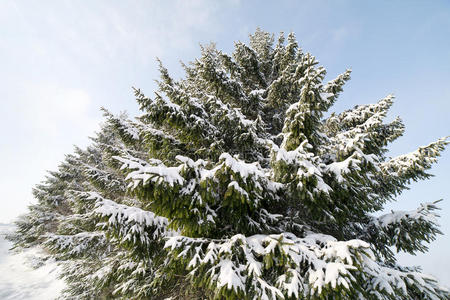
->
[[9, 29, 449, 299]]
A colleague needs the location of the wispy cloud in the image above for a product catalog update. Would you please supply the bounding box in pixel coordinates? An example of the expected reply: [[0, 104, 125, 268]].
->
[[0, 0, 242, 223], [19, 85, 95, 134]]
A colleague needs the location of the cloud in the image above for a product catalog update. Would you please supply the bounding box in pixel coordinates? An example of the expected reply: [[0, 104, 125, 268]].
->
[[0, 85, 100, 223], [0, 0, 245, 223], [331, 26, 350, 42], [21, 86, 94, 134], [0, 0, 243, 223]]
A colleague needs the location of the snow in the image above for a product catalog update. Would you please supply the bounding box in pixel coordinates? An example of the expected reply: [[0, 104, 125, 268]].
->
[[114, 155, 185, 188], [217, 259, 245, 291], [116, 114, 140, 140], [45, 231, 106, 256], [323, 239, 371, 264], [164, 232, 371, 298], [374, 201, 439, 228], [319, 92, 334, 102], [142, 124, 179, 142], [326, 155, 361, 183], [228, 181, 249, 199], [333, 94, 394, 128], [286, 101, 300, 115], [219, 153, 264, 179], [175, 155, 208, 169], [94, 195, 168, 241], [0, 225, 65, 300], [381, 137, 448, 178], [160, 94, 181, 111], [95, 197, 168, 229], [233, 107, 253, 126], [271, 142, 332, 194], [199, 153, 283, 194]]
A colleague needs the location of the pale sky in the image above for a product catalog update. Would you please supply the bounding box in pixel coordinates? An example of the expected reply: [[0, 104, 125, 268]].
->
[[1, 0, 449, 285]]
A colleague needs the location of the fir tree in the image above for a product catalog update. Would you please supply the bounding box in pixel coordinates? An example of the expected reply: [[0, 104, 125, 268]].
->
[[9, 29, 449, 299]]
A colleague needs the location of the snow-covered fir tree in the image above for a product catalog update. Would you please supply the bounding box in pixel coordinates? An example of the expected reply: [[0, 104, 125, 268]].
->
[[9, 29, 449, 299]]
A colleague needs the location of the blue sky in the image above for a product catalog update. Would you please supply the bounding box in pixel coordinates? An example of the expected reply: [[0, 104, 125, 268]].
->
[[1, 0, 449, 285]]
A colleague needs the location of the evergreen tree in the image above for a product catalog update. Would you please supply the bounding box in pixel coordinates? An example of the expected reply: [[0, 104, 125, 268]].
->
[[9, 29, 449, 299]]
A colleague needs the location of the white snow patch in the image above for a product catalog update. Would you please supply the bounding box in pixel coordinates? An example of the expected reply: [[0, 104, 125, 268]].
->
[[0, 226, 65, 300]]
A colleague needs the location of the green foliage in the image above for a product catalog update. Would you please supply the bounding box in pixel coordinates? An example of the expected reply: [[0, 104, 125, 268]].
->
[[8, 29, 449, 299]]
